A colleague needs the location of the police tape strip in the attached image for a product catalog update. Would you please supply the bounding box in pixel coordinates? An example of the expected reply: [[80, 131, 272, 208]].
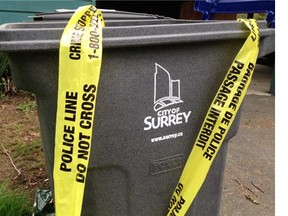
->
[[166, 19, 259, 216], [54, 5, 104, 216]]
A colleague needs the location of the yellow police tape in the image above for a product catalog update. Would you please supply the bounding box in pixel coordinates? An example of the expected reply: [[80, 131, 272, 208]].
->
[[55, 7, 259, 215], [166, 19, 259, 216], [54, 5, 104, 216]]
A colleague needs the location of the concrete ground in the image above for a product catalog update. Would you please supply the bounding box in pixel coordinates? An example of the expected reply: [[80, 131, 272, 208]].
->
[[220, 64, 275, 216]]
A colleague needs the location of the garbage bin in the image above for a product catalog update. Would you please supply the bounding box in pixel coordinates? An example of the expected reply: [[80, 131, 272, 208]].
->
[[0, 11, 275, 216]]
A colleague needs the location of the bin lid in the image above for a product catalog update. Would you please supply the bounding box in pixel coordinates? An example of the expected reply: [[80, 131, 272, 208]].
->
[[32, 9, 170, 21], [1, 19, 202, 29], [0, 10, 275, 58]]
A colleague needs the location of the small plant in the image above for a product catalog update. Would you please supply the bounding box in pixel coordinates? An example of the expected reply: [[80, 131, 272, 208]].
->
[[16, 101, 37, 113], [0, 182, 32, 216], [12, 140, 41, 161], [0, 52, 17, 97]]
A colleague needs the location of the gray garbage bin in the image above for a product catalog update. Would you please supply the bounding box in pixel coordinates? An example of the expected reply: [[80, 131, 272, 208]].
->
[[0, 11, 275, 216]]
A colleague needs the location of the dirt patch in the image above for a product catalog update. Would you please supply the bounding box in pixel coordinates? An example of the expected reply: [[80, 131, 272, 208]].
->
[[0, 91, 49, 203]]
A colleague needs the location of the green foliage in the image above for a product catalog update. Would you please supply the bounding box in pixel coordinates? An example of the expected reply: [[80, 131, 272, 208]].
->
[[12, 140, 41, 159], [0, 52, 16, 98], [16, 101, 37, 113], [0, 182, 32, 216]]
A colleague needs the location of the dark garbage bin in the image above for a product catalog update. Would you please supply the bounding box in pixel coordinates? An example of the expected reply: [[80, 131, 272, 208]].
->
[[0, 10, 275, 216]]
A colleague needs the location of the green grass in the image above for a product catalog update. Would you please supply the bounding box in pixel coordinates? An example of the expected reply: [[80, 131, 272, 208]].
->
[[16, 101, 36, 113], [0, 182, 32, 216], [12, 140, 41, 159]]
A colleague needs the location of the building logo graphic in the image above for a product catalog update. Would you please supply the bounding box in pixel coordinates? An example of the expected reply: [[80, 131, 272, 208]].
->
[[143, 63, 191, 131], [154, 63, 183, 112]]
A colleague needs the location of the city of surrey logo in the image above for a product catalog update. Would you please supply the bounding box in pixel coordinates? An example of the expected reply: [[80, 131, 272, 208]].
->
[[143, 63, 191, 131], [154, 63, 183, 111]]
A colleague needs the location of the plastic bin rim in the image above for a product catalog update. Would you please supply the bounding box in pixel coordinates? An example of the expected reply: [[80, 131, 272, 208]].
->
[[0, 20, 275, 52]]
